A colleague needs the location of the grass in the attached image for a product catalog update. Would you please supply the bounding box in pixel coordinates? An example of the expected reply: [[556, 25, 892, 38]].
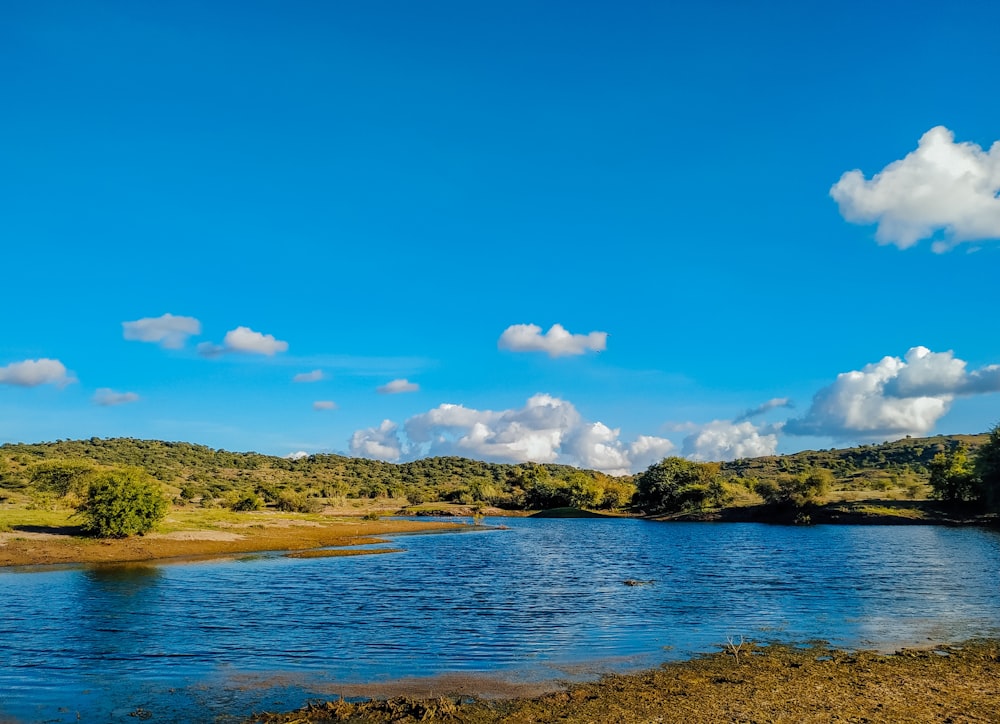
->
[[0, 507, 77, 530]]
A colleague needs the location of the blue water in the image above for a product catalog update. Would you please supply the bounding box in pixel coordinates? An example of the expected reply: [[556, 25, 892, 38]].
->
[[2, 518, 999, 722]]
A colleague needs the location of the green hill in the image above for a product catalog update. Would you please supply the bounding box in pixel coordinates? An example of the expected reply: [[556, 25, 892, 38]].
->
[[0, 432, 991, 513]]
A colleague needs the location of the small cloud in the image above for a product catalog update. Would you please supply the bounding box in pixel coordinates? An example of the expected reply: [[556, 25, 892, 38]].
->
[[293, 369, 325, 383], [123, 313, 201, 349], [498, 323, 607, 358], [199, 326, 288, 357], [313, 400, 337, 411], [285, 451, 309, 460], [830, 126, 1000, 251], [377, 378, 419, 394], [0, 358, 76, 388], [93, 388, 140, 406], [733, 397, 793, 423]]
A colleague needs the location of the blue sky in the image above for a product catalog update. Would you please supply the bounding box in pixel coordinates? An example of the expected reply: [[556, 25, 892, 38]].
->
[[3, 0, 1000, 474]]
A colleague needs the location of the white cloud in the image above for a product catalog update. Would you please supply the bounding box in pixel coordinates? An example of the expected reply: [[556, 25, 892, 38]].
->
[[498, 323, 607, 357], [564, 422, 632, 476], [628, 435, 676, 471], [682, 420, 779, 462], [785, 346, 1000, 441], [285, 451, 309, 460], [377, 378, 419, 394], [349, 394, 668, 474], [293, 369, 325, 383], [93, 388, 140, 406], [831, 126, 1000, 251], [0, 358, 75, 388], [122, 313, 201, 349], [198, 326, 288, 357], [350, 419, 404, 461], [733, 397, 792, 422], [313, 400, 337, 411]]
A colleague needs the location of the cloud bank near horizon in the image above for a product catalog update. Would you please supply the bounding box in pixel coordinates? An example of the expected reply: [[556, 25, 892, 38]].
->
[[786, 346, 1000, 441], [346, 344, 1000, 471], [349, 393, 674, 475]]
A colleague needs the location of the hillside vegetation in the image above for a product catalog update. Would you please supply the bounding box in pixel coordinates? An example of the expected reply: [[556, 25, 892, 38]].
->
[[0, 437, 631, 513], [0, 432, 993, 517]]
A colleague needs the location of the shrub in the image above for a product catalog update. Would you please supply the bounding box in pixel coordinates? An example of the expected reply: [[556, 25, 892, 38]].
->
[[229, 492, 263, 511], [275, 490, 321, 513], [77, 468, 168, 538]]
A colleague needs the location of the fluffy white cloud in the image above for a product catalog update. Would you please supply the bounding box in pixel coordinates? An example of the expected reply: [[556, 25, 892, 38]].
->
[[377, 378, 419, 394], [122, 313, 201, 349], [198, 326, 288, 357], [564, 422, 632, 476], [0, 358, 75, 387], [285, 451, 309, 460], [405, 394, 576, 464], [627, 435, 676, 471], [348, 394, 667, 474], [682, 420, 779, 462], [831, 126, 1000, 251], [498, 323, 607, 357], [293, 369, 325, 383], [785, 346, 1000, 441], [733, 397, 792, 422], [313, 400, 337, 411], [350, 419, 404, 461], [93, 388, 140, 406]]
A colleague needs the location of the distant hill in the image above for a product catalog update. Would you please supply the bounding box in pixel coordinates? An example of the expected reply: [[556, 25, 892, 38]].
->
[[0, 432, 990, 510], [720, 433, 990, 490], [0, 437, 624, 509]]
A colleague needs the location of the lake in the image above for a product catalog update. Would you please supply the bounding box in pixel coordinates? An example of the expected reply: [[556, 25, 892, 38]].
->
[[2, 518, 999, 722]]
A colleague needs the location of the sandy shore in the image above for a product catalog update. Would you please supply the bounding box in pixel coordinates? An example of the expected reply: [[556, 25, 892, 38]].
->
[[249, 640, 1000, 723], [0, 516, 467, 567]]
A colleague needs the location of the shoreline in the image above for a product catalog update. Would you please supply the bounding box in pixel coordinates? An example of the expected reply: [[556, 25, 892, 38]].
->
[[3, 499, 997, 569], [0, 515, 469, 568], [248, 639, 1000, 723]]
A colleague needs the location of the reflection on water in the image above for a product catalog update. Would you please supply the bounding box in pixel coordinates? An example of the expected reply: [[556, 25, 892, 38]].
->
[[1, 519, 999, 722]]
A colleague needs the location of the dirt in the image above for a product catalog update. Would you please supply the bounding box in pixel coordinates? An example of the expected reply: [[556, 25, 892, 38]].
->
[[0, 518, 466, 567], [248, 641, 1000, 723]]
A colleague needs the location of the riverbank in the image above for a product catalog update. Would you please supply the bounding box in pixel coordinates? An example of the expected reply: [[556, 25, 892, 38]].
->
[[658, 499, 1000, 526], [0, 509, 468, 567], [249, 639, 1000, 723]]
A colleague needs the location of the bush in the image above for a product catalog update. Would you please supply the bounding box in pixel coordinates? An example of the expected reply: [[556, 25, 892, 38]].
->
[[756, 469, 831, 507], [229, 492, 263, 511], [77, 468, 168, 538], [275, 490, 321, 513]]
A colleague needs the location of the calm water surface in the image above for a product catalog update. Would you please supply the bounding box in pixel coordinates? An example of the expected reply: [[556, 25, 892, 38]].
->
[[2, 518, 999, 722]]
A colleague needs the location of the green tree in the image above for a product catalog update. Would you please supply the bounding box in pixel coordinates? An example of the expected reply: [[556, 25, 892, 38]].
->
[[928, 445, 977, 502], [973, 424, 1000, 509], [633, 457, 721, 514], [30, 459, 99, 497], [566, 472, 602, 509], [76, 467, 168, 537]]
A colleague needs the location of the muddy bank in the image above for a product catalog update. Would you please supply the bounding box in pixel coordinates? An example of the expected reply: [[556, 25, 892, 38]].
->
[[249, 640, 1000, 723], [0, 518, 466, 567]]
